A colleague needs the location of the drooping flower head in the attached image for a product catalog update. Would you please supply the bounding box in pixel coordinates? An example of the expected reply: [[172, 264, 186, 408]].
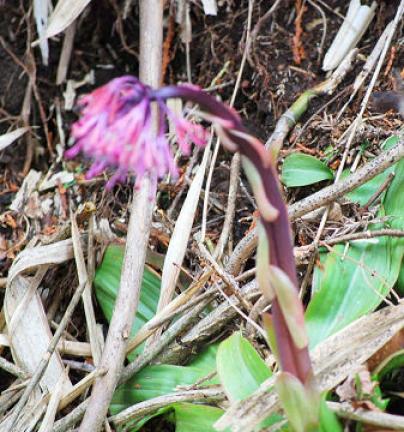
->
[[67, 76, 208, 188]]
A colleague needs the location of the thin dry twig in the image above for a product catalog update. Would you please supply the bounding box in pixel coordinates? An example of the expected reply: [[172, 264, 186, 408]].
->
[[109, 387, 224, 427], [327, 401, 404, 430]]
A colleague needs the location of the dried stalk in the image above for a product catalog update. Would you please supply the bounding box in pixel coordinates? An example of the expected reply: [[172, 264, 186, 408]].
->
[[109, 387, 224, 427], [327, 401, 404, 429], [77, 1, 163, 430]]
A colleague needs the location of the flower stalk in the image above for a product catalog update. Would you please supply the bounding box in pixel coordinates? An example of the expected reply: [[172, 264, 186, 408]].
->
[[68, 76, 319, 429]]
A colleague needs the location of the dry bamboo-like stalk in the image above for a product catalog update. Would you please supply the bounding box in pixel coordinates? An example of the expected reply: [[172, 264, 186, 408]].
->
[[77, 1, 164, 431]]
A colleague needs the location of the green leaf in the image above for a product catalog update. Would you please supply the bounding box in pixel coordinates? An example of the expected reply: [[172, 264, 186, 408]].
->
[[281, 153, 333, 187], [306, 144, 404, 349], [110, 345, 218, 415], [173, 403, 224, 432], [216, 332, 271, 402], [216, 332, 283, 429], [94, 244, 161, 358]]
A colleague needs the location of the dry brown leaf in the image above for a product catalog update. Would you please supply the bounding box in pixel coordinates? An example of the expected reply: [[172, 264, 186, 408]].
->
[[4, 239, 76, 397]]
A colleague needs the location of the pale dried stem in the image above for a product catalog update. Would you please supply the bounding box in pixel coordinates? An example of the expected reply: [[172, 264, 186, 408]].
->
[[0, 356, 27, 379], [109, 387, 224, 427], [327, 401, 404, 429], [77, 1, 163, 430], [71, 212, 102, 366]]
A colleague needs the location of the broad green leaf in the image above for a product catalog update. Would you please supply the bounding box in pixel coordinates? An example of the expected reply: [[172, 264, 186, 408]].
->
[[173, 403, 224, 432], [344, 136, 399, 206], [281, 153, 333, 187], [110, 344, 218, 415], [216, 332, 282, 429], [95, 244, 220, 428], [94, 244, 161, 358], [306, 146, 404, 348], [216, 332, 271, 402], [305, 240, 398, 348]]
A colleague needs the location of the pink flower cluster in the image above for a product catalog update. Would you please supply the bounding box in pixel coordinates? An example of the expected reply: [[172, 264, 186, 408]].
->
[[67, 76, 207, 188]]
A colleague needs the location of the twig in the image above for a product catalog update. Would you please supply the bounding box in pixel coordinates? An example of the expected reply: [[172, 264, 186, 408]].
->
[[109, 387, 224, 427], [0, 356, 28, 379], [77, 1, 163, 430], [155, 280, 261, 365], [306, 0, 327, 64], [362, 172, 395, 211], [326, 228, 404, 246], [249, 0, 282, 49], [120, 298, 213, 384], [71, 211, 101, 366], [177, 371, 218, 390], [246, 295, 269, 337], [315, 0, 344, 19], [297, 229, 404, 252], [52, 400, 89, 432], [327, 401, 404, 430], [198, 242, 253, 312], [0, 388, 23, 418], [125, 269, 213, 355]]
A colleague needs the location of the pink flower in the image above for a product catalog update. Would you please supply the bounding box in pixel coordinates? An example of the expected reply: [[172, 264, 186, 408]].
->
[[67, 76, 208, 188]]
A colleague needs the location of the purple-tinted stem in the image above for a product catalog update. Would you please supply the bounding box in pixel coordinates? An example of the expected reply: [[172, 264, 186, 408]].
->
[[155, 84, 312, 383]]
